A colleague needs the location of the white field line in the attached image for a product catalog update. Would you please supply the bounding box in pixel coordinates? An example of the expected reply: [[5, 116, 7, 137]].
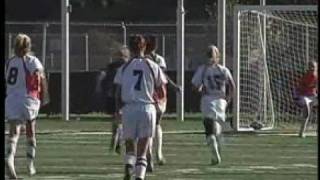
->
[[4, 129, 317, 137]]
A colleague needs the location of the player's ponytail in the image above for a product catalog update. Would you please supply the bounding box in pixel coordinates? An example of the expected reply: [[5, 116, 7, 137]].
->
[[129, 34, 146, 56], [14, 33, 31, 57], [206, 45, 220, 63], [145, 35, 157, 55]]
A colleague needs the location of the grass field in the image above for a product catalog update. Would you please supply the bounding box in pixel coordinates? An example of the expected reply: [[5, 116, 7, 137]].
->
[[5, 115, 318, 180]]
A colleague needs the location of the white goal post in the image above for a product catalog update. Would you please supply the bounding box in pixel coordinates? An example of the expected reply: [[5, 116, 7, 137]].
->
[[233, 5, 318, 132]]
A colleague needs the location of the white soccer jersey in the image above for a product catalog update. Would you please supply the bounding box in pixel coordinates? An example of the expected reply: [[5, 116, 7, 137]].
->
[[154, 53, 167, 69], [191, 64, 234, 99], [114, 57, 168, 104], [5, 55, 44, 98], [5, 55, 43, 121]]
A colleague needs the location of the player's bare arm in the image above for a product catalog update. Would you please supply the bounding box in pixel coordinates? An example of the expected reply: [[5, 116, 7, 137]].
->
[[165, 74, 181, 93], [114, 84, 122, 117], [35, 70, 50, 106], [226, 76, 235, 103]]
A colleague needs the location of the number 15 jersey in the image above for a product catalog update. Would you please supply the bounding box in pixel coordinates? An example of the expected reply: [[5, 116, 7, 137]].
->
[[114, 57, 168, 104], [192, 64, 234, 99]]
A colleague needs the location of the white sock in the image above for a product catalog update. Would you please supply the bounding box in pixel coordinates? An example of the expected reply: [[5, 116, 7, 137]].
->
[[6, 134, 19, 178], [26, 138, 36, 167], [156, 125, 163, 159], [206, 135, 221, 161], [6, 134, 19, 160], [124, 153, 136, 166], [124, 153, 136, 177], [135, 156, 147, 179]]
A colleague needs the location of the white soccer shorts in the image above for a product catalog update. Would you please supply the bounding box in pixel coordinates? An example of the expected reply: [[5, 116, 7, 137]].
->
[[122, 103, 156, 140], [201, 96, 227, 123], [5, 95, 40, 122]]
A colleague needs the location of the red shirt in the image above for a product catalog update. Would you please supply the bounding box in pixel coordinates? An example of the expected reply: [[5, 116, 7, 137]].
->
[[297, 71, 317, 96]]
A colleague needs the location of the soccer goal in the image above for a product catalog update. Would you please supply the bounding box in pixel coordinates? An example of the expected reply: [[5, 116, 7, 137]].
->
[[232, 5, 318, 132]]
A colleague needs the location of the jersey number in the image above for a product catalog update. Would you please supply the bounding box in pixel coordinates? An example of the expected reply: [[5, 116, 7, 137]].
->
[[207, 75, 223, 90], [7, 67, 18, 85], [133, 70, 143, 91]]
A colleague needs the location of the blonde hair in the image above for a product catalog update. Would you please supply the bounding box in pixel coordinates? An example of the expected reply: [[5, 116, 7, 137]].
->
[[207, 45, 220, 61], [14, 33, 32, 57]]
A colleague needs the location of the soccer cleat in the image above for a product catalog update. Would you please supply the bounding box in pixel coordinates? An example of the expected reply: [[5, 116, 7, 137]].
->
[[6, 156, 17, 179], [27, 162, 36, 176], [124, 164, 134, 180], [211, 156, 221, 166], [157, 157, 166, 166]]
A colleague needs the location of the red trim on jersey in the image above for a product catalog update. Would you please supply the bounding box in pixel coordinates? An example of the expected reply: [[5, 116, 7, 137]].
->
[[22, 59, 41, 99], [297, 71, 317, 96], [26, 73, 41, 99], [153, 84, 167, 102]]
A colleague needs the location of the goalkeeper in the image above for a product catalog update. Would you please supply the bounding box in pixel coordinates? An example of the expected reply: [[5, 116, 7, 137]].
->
[[191, 45, 235, 165], [293, 60, 318, 138]]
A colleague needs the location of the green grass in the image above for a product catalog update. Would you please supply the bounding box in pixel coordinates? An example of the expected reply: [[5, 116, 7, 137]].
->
[[5, 116, 318, 180]]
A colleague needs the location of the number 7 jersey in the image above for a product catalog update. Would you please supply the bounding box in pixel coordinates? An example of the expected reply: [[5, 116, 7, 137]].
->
[[114, 57, 168, 104], [192, 64, 234, 99]]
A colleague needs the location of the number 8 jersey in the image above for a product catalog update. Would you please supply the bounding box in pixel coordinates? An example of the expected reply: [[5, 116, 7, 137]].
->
[[5, 55, 44, 99], [192, 64, 233, 99]]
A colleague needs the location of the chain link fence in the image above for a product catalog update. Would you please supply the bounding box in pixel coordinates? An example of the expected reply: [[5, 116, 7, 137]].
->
[[5, 22, 225, 72]]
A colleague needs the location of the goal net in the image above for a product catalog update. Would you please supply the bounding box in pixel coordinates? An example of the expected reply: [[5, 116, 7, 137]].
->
[[233, 5, 318, 132]]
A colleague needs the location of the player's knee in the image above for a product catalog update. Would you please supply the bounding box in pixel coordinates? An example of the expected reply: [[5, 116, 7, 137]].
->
[[26, 121, 36, 137], [212, 122, 222, 136], [27, 137, 37, 148], [203, 118, 213, 136], [125, 139, 135, 153], [9, 133, 19, 144], [156, 112, 163, 125]]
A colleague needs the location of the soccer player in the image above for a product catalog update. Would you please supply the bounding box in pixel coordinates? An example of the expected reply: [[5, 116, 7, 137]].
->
[[293, 60, 318, 138], [5, 33, 48, 179], [114, 34, 167, 180], [191, 45, 235, 165], [144, 35, 181, 171], [102, 46, 130, 154]]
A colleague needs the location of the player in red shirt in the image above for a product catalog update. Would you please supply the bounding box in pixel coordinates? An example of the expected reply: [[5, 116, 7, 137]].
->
[[293, 60, 318, 138]]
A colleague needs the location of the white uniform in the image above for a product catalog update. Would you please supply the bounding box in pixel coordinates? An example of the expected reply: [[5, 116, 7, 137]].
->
[[5, 55, 43, 122], [114, 57, 168, 139], [153, 53, 166, 70], [191, 64, 234, 122], [151, 53, 167, 113]]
